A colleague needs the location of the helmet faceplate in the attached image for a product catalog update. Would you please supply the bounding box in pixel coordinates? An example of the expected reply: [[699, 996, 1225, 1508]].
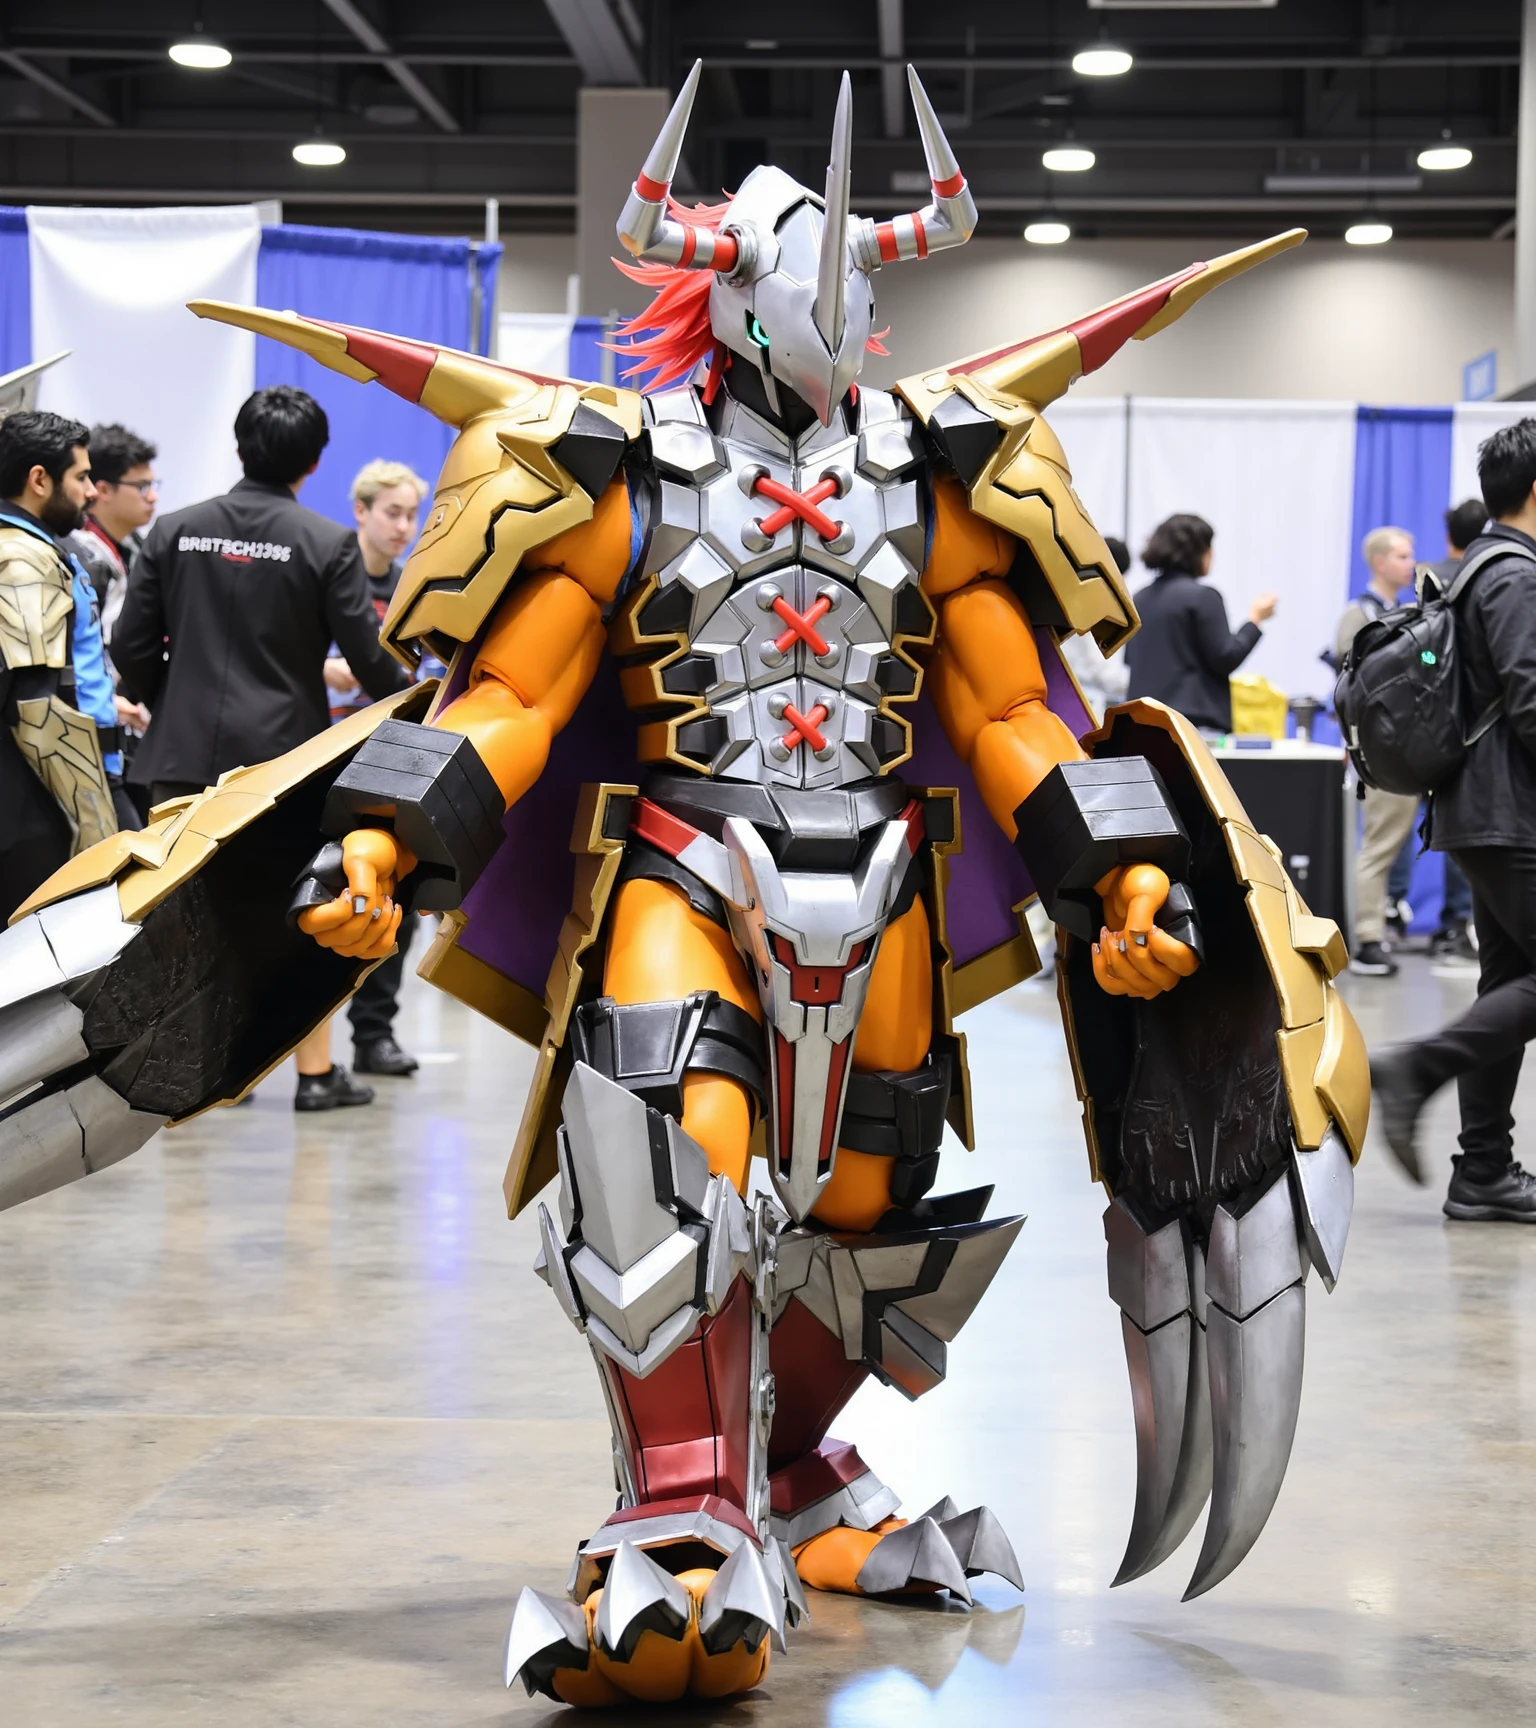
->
[[708, 167, 874, 427]]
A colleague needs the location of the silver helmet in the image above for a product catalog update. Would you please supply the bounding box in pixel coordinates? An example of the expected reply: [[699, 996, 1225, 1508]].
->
[[616, 60, 976, 426]]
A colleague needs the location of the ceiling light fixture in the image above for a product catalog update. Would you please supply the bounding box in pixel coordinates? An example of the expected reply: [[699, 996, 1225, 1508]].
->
[[1418, 144, 1472, 171], [1043, 147, 1096, 172], [1072, 47, 1133, 77], [1025, 222, 1071, 245], [1345, 222, 1392, 246], [168, 38, 231, 70], [293, 140, 346, 167]]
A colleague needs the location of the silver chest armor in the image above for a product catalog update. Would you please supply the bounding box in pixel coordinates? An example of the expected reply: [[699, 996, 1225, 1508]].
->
[[639, 382, 929, 789]]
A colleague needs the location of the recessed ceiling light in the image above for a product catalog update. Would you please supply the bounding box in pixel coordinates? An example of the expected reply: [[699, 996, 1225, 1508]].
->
[[168, 40, 231, 70], [293, 140, 347, 167], [1345, 222, 1392, 246], [1043, 147, 1096, 172], [1025, 222, 1071, 245], [1417, 144, 1472, 171], [1072, 47, 1133, 77]]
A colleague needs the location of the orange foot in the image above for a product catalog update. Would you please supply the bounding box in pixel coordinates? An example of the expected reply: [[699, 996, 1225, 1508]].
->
[[793, 1500, 1024, 1604], [506, 1539, 800, 1707]]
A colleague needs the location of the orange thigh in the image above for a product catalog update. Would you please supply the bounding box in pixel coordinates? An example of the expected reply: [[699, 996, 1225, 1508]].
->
[[812, 899, 934, 1231], [603, 878, 760, 1193]]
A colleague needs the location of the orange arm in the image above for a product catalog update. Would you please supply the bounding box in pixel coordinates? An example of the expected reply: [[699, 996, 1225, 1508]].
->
[[432, 476, 632, 804], [922, 476, 1086, 837], [300, 477, 631, 957], [921, 476, 1196, 999]]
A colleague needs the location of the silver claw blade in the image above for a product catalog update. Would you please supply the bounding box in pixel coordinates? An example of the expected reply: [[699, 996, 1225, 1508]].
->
[[1111, 1310, 1213, 1585], [938, 1506, 1025, 1591], [813, 71, 854, 355], [592, 1540, 691, 1662], [1184, 1283, 1306, 1599], [906, 64, 963, 188], [1291, 1129, 1354, 1292], [698, 1540, 784, 1655], [503, 1586, 589, 1697], [918, 1496, 961, 1524], [855, 1516, 972, 1604], [771, 1537, 810, 1627]]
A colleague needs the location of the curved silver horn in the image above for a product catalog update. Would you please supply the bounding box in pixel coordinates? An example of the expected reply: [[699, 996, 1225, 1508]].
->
[[851, 65, 977, 271], [615, 59, 745, 273]]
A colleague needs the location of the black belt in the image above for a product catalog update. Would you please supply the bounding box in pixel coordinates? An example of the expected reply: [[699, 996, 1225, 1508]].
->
[[96, 723, 123, 751]]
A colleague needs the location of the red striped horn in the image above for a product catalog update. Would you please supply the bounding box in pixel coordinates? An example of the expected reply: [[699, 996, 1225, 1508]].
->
[[851, 66, 976, 271], [615, 59, 747, 275]]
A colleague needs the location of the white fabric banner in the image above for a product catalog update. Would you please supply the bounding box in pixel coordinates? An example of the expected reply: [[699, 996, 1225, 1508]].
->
[[1049, 396, 1130, 540], [498, 311, 576, 377], [1125, 398, 1357, 704], [29, 205, 260, 513], [1450, 402, 1534, 513]]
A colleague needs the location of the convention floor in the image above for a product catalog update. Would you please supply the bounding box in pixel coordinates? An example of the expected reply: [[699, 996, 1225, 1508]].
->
[[2, 947, 1534, 1725]]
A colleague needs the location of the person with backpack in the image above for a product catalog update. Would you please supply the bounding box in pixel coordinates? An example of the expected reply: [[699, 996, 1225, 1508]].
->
[[1336, 525, 1419, 976], [1368, 419, 1536, 1222]]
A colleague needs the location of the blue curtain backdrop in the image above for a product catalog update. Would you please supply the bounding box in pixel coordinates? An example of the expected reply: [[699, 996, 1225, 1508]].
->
[[0, 208, 30, 376], [1349, 405, 1455, 930], [1349, 406, 1454, 599], [567, 315, 611, 384], [254, 224, 501, 527]]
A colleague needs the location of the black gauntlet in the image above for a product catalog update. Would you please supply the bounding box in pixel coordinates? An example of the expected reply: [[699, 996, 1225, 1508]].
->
[[1012, 757, 1204, 961], [287, 719, 507, 922]]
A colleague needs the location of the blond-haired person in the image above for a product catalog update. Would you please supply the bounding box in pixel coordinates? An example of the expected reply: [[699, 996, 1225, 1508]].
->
[[304, 458, 431, 1089], [1338, 525, 1419, 976]]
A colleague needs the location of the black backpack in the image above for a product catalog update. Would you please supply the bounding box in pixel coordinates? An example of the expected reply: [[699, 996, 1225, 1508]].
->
[[1334, 542, 1524, 796]]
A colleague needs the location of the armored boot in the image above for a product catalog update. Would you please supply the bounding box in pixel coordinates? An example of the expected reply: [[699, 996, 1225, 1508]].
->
[[505, 1062, 804, 1706]]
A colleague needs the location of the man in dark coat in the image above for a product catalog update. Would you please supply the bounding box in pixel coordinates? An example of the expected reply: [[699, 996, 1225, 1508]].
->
[[114, 386, 405, 1111]]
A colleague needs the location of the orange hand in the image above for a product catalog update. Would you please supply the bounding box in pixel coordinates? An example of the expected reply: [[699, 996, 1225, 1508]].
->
[[297, 827, 417, 960], [1090, 863, 1200, 999]]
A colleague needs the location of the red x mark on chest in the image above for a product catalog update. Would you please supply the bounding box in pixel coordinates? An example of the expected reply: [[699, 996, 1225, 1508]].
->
[[771, 594, 832, 656], [781, 701, 829, 754], [752, 474, 843, 541]]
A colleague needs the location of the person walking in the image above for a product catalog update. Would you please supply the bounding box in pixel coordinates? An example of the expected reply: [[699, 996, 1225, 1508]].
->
[[113, 386, 405, 1111], [1125, 512, 1276, 731], [324, 458, 430, 1079], [1371, 419, 1536, 1222], [1337, 526, 1420, 977]]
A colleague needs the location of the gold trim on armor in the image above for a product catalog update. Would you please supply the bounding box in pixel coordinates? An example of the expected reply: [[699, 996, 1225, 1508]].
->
[[382, 384, 642, 661], [500, 782, 635, 1218], [0, 529, 73, 669], [12, 694, 116, 854], [890, 377, 1138, 656]]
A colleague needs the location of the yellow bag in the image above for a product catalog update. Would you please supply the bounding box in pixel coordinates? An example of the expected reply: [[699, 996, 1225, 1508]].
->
[[1228, 673, 1287, 739]]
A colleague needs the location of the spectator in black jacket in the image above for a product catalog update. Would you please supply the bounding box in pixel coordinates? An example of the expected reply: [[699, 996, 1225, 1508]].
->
[[113, 386, 404, 1113], [1124, 513, 1276, 732], [1372, 418, 1536, 1221]]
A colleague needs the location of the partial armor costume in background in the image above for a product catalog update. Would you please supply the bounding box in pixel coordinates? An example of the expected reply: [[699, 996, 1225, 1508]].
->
[[0, 501, 117, 919], [0, 62, 1368, 1710]]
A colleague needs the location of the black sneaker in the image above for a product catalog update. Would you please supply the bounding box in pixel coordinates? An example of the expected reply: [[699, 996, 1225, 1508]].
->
[[1430, 921, 1479, 963], [1368, 1044, 1436, 1184], [353, 1035, 419, 1076], [1350, 940, 1399, 977], [1386, 899, 1411, 941], [294, 1065, 374, 1112], [1444, 1156, 1536, 1222]]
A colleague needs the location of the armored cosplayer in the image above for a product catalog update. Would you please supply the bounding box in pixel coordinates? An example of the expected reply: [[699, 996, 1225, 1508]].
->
[[0, 64, 1367, 1709]]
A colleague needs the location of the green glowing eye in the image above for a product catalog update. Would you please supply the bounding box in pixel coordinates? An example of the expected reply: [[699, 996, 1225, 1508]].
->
[[1421, 650, 1437, 664], [747, 314, 769, 348]]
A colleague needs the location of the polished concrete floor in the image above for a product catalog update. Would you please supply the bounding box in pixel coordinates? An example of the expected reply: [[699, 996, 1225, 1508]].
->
[[2, 943, 1534, 1724]]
